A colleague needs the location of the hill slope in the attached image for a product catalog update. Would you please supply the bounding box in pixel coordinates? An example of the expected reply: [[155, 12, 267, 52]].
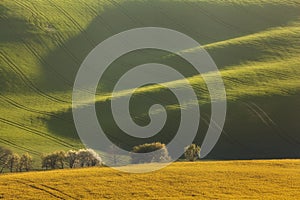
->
[[0, 0, 300, 164]]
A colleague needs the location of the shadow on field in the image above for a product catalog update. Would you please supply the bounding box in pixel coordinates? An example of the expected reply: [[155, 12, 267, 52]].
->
[[41, 1, 300, 91], [43, 1, 300, 159], [0, 4, 37, 43], [46, 93, 300, 159]]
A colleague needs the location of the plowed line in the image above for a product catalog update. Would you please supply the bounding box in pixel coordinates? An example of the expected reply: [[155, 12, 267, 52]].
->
[[0, 52, 69, 104], [0, 118, 75, 148], [243, 102, 299, 146], [15, 180, 66, 200], [0, 138, 40, 156]]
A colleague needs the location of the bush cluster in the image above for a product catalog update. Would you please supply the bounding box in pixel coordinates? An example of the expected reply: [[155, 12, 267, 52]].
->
[[130, 142, 201, 164], [42, 149, 102, 170], [131, 142, 171, 164]]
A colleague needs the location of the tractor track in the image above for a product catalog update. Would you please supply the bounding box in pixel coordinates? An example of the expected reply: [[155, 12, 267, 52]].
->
[[0, 94, 73, 124], [201, 113, 257, 156], [14, 1, 108, 96], [0, 138, 40, 156], [15, 179, 66, 200], [0, 51, 69, 104], [17, 178, 78, 200], [45, 0, 95, 48], [14, 1, 81, 78], [14, 1, 82, 69], [0, 118, 75, 149], [243, 101, 300, 146]]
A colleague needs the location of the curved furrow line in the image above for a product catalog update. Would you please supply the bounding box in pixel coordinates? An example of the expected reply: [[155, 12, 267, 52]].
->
[[251, 102, 300, 144], [243, 102, 300, 146], [0, 118, 75, 149], [244, 102, 270, 126], [49, 33, 81, 65], [15, 1, 104, 96], [0, 52, 69, 104], [45, 0, 95, 48], [23, 41, 74, 87], [13, 1, 107, 96], [14, 1, 82, 68], [0, 138, 40, 156], [39, 183, 78, 200], [80, 0, 115, 34], [202, 113, 257, 155], [266, 70, 296, 80], [222, 77, 244, 86], [0, 94, 73, 124], [15, 180, 65, 200]]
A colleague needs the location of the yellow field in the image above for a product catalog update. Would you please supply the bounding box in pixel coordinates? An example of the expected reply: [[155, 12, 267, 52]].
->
[[0, 160, 300, 199]]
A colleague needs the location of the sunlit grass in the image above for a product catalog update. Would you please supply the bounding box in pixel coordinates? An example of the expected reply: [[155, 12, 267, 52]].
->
[[0, 0, 300, 161]]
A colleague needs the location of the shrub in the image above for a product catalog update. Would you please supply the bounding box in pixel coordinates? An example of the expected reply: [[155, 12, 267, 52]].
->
[[131, 142, 171, 164], [184, 144, 200, 161]]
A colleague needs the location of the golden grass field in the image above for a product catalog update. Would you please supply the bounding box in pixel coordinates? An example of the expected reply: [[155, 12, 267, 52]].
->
[[1, 160, 300, 199]]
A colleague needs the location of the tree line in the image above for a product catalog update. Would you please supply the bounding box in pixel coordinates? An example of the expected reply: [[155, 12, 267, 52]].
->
[[0, 147, 33, 173], [0, 147, 102, 173], [1, 143, 200, 173], [42, 149, 102, 170]]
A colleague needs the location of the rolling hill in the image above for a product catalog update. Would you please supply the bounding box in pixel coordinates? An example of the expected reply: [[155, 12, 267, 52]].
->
[[0, 0, 300, 166]]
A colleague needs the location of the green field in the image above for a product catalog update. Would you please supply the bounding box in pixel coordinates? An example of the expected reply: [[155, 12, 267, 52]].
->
[[1, 0, 300, 167], [1, 160, 300, 199]]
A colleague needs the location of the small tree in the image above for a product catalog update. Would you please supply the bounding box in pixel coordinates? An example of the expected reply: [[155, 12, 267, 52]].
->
[[19, 153, 33, 172], [184, 144, 200, 161], [6, 153, 20, 172], [76, 149, 102, 168], [42, 151, 66, 170], [55, 151, 66, 169], [86, 149, 102, 167], [131, 142, 171, 164], [65, 150, 77, 168], [0, 147, 12, 173]]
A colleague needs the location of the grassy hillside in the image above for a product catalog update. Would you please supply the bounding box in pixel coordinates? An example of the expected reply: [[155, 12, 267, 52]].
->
[[0, 0, 300, 165], [1, 160, 300, 199]]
